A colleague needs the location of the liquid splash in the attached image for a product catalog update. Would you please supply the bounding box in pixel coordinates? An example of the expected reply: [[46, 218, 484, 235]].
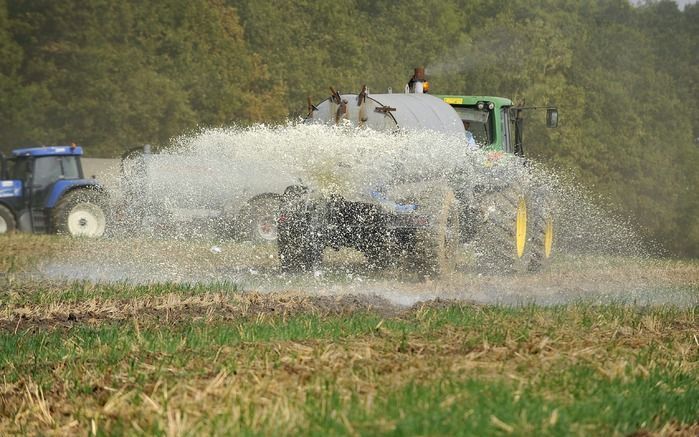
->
[[39, 124, 696, 307]]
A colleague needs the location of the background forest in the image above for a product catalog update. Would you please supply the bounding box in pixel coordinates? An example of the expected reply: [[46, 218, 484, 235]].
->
[[0, 0, 697, 257]]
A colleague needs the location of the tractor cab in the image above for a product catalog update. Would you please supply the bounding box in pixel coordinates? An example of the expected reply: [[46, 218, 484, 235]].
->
[[437, 95, 558, 156], [437, 95, 516, 154], [0, 145, 106, 236]]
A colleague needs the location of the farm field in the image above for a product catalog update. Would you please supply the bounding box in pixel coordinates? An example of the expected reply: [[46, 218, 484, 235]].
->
[[0, 234, 698, 435]]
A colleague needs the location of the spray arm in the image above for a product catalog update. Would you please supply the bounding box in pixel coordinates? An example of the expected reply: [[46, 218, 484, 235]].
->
[[329, 87, 342, 104], [357, 85, 367, 105], [307, 97, 319, 118]]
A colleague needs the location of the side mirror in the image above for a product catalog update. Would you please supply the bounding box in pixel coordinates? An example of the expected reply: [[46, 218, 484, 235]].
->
[[546, 108, 558, 128]]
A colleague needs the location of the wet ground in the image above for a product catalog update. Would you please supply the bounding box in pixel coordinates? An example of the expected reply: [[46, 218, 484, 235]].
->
[[34, 239, 699, 309]]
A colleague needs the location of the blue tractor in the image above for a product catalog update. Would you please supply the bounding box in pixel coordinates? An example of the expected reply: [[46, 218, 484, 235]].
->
[[0, 145, 108, 237]]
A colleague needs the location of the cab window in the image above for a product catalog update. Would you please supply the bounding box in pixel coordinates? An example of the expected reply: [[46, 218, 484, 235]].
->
[[61, 156, 81, 179], [33, 157, 63, 187], [32, 156, 81, 187], [453, 106, 493, 147]]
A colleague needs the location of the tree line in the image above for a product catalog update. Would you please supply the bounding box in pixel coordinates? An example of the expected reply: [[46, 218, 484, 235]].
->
[[0, 0, 697, 257]]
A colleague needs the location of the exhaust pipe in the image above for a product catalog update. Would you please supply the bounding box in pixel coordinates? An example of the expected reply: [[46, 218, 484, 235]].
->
[[408, 67, 429, 94]]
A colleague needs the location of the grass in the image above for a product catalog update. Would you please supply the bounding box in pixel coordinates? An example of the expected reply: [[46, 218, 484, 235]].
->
[[2, 280, 241, 306], [0, 234, 698, 435], [1, 305, 697, 435]]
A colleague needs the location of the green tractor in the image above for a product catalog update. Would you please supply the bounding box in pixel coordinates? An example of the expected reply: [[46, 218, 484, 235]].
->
[[436, 93, 558, 272]]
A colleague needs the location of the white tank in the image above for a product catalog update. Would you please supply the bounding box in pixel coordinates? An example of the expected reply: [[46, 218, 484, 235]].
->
[[307, 93, 466, 138]]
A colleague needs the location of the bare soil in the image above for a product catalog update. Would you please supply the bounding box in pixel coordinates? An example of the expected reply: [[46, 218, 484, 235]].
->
[[0, 292, 417, 332]]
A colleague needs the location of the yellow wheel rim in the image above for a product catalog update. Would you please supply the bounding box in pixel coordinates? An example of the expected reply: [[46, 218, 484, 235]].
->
[[516, 198, 527, 258], [544, 217, 554, 258]]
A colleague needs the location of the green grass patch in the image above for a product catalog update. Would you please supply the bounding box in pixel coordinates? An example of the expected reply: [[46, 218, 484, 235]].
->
[[1, 280, 241, 306], [1, 304, 697, 435]]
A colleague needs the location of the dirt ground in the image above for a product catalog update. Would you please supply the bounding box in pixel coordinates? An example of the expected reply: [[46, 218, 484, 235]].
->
[[0, 291, 433, 332]]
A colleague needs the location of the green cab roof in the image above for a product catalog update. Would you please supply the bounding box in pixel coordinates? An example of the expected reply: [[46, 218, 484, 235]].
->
[[434, 95, 513, 107]]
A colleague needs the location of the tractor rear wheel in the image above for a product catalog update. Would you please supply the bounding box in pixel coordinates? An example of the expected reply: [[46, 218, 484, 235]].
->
[[528, 207, 554, 272], [473, 189, 535, 274], [0, 205, 16, 234], [52, 189, 107, 237]]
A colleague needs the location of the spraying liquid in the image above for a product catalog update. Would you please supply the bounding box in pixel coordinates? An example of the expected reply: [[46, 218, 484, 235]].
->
[[40, 124, 697, 307]]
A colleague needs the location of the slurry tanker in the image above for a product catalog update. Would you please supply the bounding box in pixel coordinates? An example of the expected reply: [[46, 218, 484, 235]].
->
[[276, 68, 558, 275]]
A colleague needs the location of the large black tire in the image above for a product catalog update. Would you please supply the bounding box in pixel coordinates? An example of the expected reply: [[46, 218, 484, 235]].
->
[[245, 196, 281, 244], [277, 220, 323, 272], [277, 192, 323, 273], [405, 187, 461, 279], [528, 201, 554, 272], [52, 189, 107, 237], [220, 195, 281, 243], [278, 236, 322, 272], [0, 205, 16, 234], [363, 235, 395, 270], [473, 189, 535, 274]]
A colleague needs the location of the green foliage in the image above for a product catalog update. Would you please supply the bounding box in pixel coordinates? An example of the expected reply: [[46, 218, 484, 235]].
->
[[1, 0, 285, 156], [0, 0, 696, 255]]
